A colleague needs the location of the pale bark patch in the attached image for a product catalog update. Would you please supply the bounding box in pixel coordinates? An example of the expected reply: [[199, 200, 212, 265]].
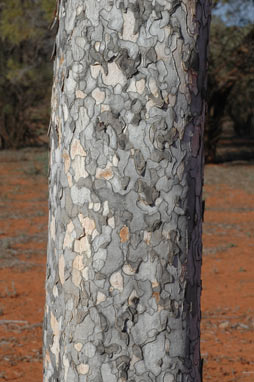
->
[[90, 64, 103, 79], [96, 164, 113, 180], [130, 354, 140, 369], [73, 156, 89, 181], [76, 89, 86, 99], [92, 88, 105, 104], [101, 104, 110, 112], [74, 343, 83, 352], [122, 263, 136, 275], [81, 266, 89, 280], [136, 79, 146, 94], [122, 9, 138, 42], [63, 221, 75, 248], [89, 202, 101, 212], [96, 291, 106, 304], [103, 201, 109, 216], [63, 150, 71, 173], [77, 363, 89, 375], [73, 255, 84, 271], [53, 285, 58, 298], [102, 62, 127, 87], [152, 280, 159, 288], [74, 236, 91, 257], [146, 99, 156, 117], [92, 229, 99, 241], [50, 216, 56, 242], [50, 312, 60, 367], [70, 138, 86, 159], [112, 155, 119, 167], [67, 173, 73, 187], [143, 231, 152, 245], [127, 78, 136, 93], [95, 41, 100, 51], [149, 78, 159, 98], [110, 272, 123, 292], [108, 216, 115, 228], [63, 104, 69, 122], [82, 217, 96, 235], [94, 203, 101, 212], [44, 350, 50, 368], [168, 94, 176, 106], [78, 214, 96, 235], [59, 255, 65, 285], [76, 5, 83, 15], [72, 269, 81, 287]]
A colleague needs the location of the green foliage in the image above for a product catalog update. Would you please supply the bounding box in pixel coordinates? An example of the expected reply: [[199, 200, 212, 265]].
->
[[0, 0, 38, 45], [0, 0, 55, 148], [0, 0, 253, 156], [41, 0, 56, 22]]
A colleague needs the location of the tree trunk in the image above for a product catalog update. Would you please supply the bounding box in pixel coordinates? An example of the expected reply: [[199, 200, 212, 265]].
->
[[44, 1, 210, 381]]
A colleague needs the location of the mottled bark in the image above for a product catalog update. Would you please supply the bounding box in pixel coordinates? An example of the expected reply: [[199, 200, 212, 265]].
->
[[44, 1, 210, 381]]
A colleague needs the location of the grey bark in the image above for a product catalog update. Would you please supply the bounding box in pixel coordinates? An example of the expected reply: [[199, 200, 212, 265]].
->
[[44, 1, 210, 381]]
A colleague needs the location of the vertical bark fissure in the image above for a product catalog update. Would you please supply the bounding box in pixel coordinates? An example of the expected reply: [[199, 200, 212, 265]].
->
[[44, 1, 210, 381]]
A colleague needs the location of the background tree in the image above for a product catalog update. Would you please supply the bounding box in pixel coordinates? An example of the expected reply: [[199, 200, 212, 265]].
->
[[205, 0, 254, 161], [0, 0, 54, 148], [43, 1, 210, 381], [0, 0, 252, 161]]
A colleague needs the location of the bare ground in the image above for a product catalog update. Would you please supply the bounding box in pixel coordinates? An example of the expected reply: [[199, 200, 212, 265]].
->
[[0, 150, 253, 381]]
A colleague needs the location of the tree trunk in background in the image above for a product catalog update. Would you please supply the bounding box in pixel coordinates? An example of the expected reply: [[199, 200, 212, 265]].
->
[[44, 1, 210, 381]]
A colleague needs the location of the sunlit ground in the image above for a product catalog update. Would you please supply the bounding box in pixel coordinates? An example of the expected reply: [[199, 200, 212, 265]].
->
[[0, 150, 253, 381]]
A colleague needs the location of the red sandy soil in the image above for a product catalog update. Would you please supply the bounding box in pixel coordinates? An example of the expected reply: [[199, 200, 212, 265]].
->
[[201, 164, 254, 381], [0, 150, 253, 381]]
